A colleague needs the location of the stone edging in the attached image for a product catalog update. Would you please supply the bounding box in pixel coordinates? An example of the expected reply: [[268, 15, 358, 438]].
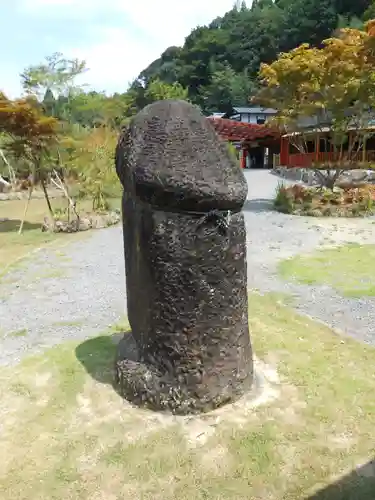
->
[[271, 167, 317, 185], [41, 211, 121, 233], [272, 166, 375, 187]]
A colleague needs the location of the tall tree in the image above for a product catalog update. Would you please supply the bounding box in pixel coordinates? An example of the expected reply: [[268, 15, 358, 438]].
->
[[279, 0, 337, 52], [178, 26, 229, 99], [0, 93, 58, 229], [21, 52, 87, 101], [223, 3, 284, 75], [200, 63, 256, 114], [364, 1, 375, 20], [144, 79, 189, 102], [256, 23, 375, 187], [139, 46, 183, 86], [334, 0, 372, 18], [63, 91, 130, 128]]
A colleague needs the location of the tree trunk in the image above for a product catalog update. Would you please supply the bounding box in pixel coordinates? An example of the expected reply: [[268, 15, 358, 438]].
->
[[41, 178, 54, 220], [18, 186, 33, 235], [51, 169, 80, 229], [314, 168, 343, 190], [0, 175, 11, 188], [0, 149, 16, 185]]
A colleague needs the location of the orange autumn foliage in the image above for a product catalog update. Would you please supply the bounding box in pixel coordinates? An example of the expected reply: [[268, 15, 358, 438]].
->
[[0, 92, 57, 162], [365, 19, 375, 37]]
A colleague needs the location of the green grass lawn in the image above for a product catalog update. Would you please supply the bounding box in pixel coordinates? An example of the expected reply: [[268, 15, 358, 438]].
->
[[0, 293, 374, 499], [0, 195, 121, 278], [278, 243, 375, 297]]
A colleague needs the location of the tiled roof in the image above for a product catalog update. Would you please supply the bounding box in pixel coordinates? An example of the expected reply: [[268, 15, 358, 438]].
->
[[208, 117, 280, 142], [232, 107, 277, 115]]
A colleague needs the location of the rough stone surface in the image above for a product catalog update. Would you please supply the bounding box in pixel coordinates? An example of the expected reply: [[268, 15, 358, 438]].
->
[[272, 167, 318, 185], [41, 211, 120, 233], [273, 166, 375, 187], [114, 100, 253, 414]]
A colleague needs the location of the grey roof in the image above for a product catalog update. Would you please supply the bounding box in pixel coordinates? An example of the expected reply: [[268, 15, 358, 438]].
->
[[233, 107, 277, 114], [282, 125, 375, 137]]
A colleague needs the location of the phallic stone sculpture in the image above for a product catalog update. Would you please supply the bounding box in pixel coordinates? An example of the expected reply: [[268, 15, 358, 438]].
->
[[115, 99, 253, 414]]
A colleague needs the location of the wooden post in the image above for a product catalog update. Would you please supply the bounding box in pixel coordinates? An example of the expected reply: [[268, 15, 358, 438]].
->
[[280, 136, 289, 166], [362, 133, 367, 163], [315, 133, 320, 162], [240, 148, 247, 169], [347, 131, 355, 164]]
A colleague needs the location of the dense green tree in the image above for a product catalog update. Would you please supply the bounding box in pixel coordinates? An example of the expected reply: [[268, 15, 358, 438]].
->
[[140, 46, 183, 86], [42, 88, 57, 117], [177, 26, 229, 101], [225, 1, 284, 74], [278, 0, 337, 52], [144, 79, 188, 102], [200, 63, 256, 114], [129, 0, 373, 114], [364, 1, 375, 21], [334, 0, 372, 18], [61, 91, 129, 127]]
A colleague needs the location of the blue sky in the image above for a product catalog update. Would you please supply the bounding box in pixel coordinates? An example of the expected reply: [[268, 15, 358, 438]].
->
[[2, 0, 239, 98]]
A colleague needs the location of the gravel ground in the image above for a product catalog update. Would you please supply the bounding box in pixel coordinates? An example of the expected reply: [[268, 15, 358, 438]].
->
[[1, 169, 375, 366], [245, 170, 375, 345]]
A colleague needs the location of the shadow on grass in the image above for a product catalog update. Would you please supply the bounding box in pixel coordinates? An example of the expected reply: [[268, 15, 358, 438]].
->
[[75, 335, 118, 385], [0, 219, 41, 233], [75, 330, 134, 386], [308, 458, 375, 500]]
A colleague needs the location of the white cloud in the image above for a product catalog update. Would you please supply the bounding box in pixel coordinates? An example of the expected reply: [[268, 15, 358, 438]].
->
[[122, 1, 238, 45], [67, 27, 152, 94], [1, 66, 24, 100], [18, 0, 239, 95], [20, 0, 106, 15]]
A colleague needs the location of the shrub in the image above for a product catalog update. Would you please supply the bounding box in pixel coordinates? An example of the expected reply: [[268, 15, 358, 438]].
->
[[227, 142, 239, 163], [274, 184, 375, 217], [274, 182, 294, 213], [72, 127, 120, 212]]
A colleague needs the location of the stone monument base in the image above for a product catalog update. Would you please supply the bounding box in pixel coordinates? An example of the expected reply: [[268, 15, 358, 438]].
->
[[115, 332, 252, 415]]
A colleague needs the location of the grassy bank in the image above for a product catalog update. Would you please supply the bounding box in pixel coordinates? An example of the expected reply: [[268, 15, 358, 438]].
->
[[278, 243, 375, 297], [0, 293, 374, 499], [0, 195, 121, 278]]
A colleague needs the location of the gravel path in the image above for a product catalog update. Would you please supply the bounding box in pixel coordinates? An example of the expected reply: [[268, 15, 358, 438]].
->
[[1, 169, 375, 366], [244, 170, 375, 345]]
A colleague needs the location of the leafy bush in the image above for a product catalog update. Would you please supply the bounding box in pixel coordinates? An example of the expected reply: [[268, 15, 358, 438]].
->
[[274, 182, 294, 213], [227, 142, 239, 163], [69, 127, 120, 212], [274, 184, 375, 217]]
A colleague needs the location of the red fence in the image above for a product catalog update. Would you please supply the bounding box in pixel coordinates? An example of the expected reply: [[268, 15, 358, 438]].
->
[[286, 150, 375, 167]]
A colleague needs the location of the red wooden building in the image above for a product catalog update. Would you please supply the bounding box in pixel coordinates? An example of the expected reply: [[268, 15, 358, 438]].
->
[[210, 116, 375, 169], [280, 127, 375, 168], [208, 117, 280, 169]]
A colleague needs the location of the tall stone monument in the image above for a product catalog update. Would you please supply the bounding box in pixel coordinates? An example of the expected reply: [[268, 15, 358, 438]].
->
[[115, 100, 253, 414]]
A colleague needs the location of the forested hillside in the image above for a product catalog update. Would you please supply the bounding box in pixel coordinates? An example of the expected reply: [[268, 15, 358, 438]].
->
[[3, 0, 375, 132], [128, 0, 375, 115]]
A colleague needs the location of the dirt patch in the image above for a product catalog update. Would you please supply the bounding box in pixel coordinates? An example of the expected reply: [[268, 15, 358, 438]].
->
[[201, 445, 232, 474], [71, 354, 282, 450]]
